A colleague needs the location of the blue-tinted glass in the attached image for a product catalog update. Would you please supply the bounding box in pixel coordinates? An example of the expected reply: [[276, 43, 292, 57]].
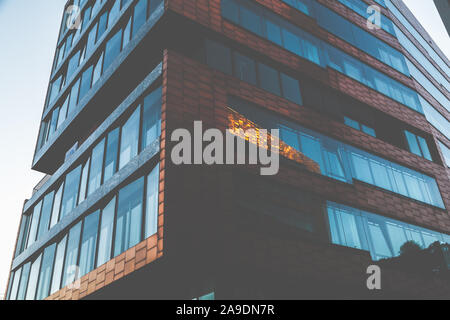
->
[[258, 63, 281, 96], [142, 87, 162, 149], [114, 177, 144, 256], [132, 0, 148, 38], [86, 22, 98, 57], [438, 141, 450, 167], [61, 165, 82, 219], [16, 262, 31, 300], [104, 28, 123, 71], [88, 139, 105, 195], [282, 28, 301, 55], [79, 65, 93, 102], [27, 200, 42, 248], [281, 73, 302, 104], [122, 16, 132, 49], [37, 192, 55, 241], [78, 158, 90, 204], [221, 0, 239, 23], [62, 222, 82, 287], [79, 211, 100, 277], [97, 11, 108, 41], [50, 236, 67, 294], [119, 107, 140, 169], [344, 117, 359, 130], [92, 53, 104, 86], [25, 254, 42, 300], [108, 0, 121, 27], [48, 75, 62, 105], [67, 78, 81, 115], [370, 160, 392, 191], [36, 244, 56, 300], [9, 268, 21, 300], [57, 96, 69, 128], [145, 164, 160, 238], [205, 40, 232, 75], [280, 127, 300, 151], [97, 198, 115, 267], [361, 125, 376, 137], [417, 136, 432, 161], [351, 153, 373, 184], [67, 51, 81, 80], [299, 134, 323, 172], [233, 52, 257, 86], [47, 107, 60, 139], [240, 5, 262, 35], [104, 128, 120, 181], [266, 19, 282, 46], [404, 130, 421, 157], [15, 214, 30, 256], [50, 183, 64, 229]]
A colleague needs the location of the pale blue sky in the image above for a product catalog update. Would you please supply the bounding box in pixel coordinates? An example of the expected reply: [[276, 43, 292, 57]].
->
[[0, 0, 448, 297]]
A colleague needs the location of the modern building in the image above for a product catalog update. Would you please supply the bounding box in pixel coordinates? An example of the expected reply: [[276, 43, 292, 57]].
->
[[4, 0, 450, 300]]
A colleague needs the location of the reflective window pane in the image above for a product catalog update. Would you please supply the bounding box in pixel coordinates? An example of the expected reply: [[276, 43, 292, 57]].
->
[[61, 222, 82, 287], [97, 198, 116, 267], [79, 211, 100, 277], [119, 107, 140, 169], [36, 244, 56, 300]]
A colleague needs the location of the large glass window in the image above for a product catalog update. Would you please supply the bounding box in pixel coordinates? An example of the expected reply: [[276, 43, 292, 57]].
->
[[114, 177, 145, 256], [25, 254, 42, 300], [438, 141, 450, 167], [88, 139, 105, 195], [27, 200, 43, 248], [67, 78, 81, 115], [61, 222, 82, 287], [97, 198, 116, 267], [79, 211, 100, 277], [145, 164, 159, 238], [141, 87, 162, 149], [37, 192, 55, 241], [404, 130, 432, 161], [78, 158, 90, 205], [16, 262, 31, 300], [103, 28, 123, 71], [35, 244, 56, 300], [61, 165, 82, 219], [9, 268, 21, 300], [233, 52, 257, 86], [104, 128, 120, 181], [15, 214, 31, 256], [229, 97, 445, 208], [50, 183, 64, 229], [132, 0, 148, 38], [327, 202, 449, 260], [206, 39, 232, 75], [50, 236, 67, 295], [119, 107, 141, 169]]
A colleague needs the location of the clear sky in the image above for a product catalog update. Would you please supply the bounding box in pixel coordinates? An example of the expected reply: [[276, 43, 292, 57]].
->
[[0, 0, 448, 298]]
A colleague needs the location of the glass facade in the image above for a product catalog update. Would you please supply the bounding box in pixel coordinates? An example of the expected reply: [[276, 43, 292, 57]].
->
[[328, 201, 450, 260]]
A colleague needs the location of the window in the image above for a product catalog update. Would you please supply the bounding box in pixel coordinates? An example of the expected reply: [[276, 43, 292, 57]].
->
[[61, 222, 82, 288], [9, 267, 21, 300], [78, 158, 90, 204], [104, 128, 120, 181], [35, 244, 56, 300], [79, 65, 94, 102], [145, 164, 159, 238], [16, 262, 31, 300], [206, 39, 232, 75], [122, 16, 132, 49], [15, 214, 31, 256], [25, 254, 42, 300], [114, 177, 145, 256], [109, 0, 121, 27], [67, 51, 81, 80], [57, 95, 69, 128], [258, 63, 281, 96], [404, 130, 432, 160], [438, 141, 450, 167], [132, 0, 148, 38], [61, 165, 82, 219], [97, 10, 108, 41], [233, 52, 257, 86], [50, 183, 64, 229], [67, 78, 81, 115], [37, 192, 55, 241], [281, 73, 302, 105], [79, 211, 100, 277], [141, 87, 162, 149], [103, 28, 123, 71], [50, 236, 67, 294], [88, 139, 105, 195], [119, 107, 140, 169], [344, 116, 376, 137], [97, 197, 116, 267], [327, 201, 449, 260], [27, 200, 43, 248], [92, 53, 104, 86]]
